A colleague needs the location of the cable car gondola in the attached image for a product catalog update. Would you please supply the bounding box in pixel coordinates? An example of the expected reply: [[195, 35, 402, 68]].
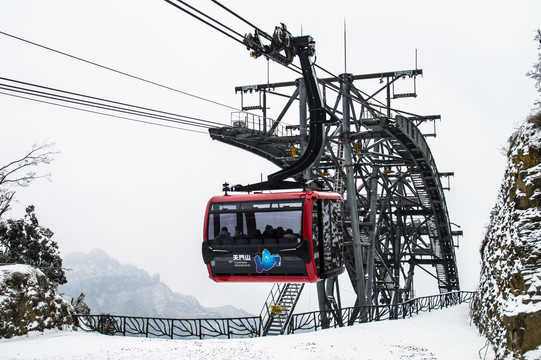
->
[[202, 191, 344, 282], [201, 29, 345, 282]]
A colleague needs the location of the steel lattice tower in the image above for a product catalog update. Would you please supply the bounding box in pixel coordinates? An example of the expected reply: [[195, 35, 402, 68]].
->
[[210, 67, 461, 317]]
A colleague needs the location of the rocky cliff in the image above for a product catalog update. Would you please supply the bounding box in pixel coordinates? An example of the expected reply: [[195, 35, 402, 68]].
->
[[471, 112, 541, 359]]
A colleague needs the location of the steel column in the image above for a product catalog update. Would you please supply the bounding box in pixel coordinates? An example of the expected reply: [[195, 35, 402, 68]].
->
[[341, 73, 368, 309], [365, 165, 379, 304]]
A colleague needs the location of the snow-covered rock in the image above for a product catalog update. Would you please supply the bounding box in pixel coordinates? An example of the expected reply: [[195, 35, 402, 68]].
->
[[471, 112, 541, 359], [0, 264, 74, 338]]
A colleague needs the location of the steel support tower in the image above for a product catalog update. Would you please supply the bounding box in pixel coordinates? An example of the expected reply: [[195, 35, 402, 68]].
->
[[210, 26, 461, 320], [210, 69, 461, 316]]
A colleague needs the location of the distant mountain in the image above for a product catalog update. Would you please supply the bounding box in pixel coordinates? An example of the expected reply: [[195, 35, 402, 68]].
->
[[59, 249, 252, 318]]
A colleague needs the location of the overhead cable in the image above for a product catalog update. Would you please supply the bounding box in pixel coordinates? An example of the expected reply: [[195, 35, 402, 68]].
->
[[163, 0, 245, 46], [171, 0, 245, 39], [164, 0, 303, 76], [165, 1, 392, 120], [0, 77, 225, 127], [0, 77, 225, 131], [0, 30, 239, 111], [210, 0, 273, 41], [164, 1, 380, 116], [0, 91, 208, 134]]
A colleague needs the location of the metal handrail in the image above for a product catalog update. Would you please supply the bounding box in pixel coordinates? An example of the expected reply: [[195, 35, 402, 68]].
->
[[286, 291, 475, 334], [73, 291, 474, 339], [259, 283, 283, 332], [73, 314, 260, 339], [230, 111, 294, 137]]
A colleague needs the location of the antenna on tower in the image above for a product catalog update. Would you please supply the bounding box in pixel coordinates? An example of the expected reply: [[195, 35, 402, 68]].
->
[[343, 19, 347, 73]]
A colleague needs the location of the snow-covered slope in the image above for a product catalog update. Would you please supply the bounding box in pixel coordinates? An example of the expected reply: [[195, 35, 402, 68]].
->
[[60, 249, 251, 318], [5, 304, 541, 360]]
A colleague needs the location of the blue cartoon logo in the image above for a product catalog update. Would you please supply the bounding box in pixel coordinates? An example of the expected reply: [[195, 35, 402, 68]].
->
[[255, 249, 281, 273]]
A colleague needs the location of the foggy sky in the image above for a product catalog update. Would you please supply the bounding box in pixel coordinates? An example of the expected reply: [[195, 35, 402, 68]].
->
[[0, 0, 539, 314]]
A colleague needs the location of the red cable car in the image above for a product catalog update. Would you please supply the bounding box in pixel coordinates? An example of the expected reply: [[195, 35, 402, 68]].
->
[[202, 191, 344, 282]]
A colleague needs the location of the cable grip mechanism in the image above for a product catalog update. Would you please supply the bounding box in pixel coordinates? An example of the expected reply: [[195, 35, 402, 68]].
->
[[243, 23, 299, 66]]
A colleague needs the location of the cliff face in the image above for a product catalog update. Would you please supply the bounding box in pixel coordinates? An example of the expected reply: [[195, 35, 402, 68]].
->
[[0, 265, 74, 338], [471, 113, 541, 359]]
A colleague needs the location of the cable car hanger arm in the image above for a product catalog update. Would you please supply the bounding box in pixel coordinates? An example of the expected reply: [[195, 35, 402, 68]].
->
[[230, 25, 337, 192]]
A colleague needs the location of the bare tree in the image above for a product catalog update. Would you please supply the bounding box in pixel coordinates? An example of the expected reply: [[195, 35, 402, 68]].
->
[[0, 142, 57, 218]]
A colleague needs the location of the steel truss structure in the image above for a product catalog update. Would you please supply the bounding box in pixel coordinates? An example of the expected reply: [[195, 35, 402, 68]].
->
[[209, 68, 461, 318]]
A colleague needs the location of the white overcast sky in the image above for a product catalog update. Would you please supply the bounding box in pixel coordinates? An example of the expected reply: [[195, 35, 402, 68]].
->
[[0, 0, 539, 314]]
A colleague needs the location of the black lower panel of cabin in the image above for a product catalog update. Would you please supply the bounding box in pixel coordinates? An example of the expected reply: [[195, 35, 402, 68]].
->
[[203, 241, 310, 277]]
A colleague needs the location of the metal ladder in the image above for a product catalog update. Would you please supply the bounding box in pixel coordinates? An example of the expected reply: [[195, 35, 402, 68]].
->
[[260, 283, 304, 335]]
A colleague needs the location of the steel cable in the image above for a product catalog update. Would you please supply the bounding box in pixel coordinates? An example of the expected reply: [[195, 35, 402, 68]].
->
[[0, 91, 209, 134], [0, 77, 226, 130], [0, 30, 239, 111]]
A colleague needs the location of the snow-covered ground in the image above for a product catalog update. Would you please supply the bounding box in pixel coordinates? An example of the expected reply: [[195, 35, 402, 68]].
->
[[3, 304, 541, 360], [0, 303, 523, 360]]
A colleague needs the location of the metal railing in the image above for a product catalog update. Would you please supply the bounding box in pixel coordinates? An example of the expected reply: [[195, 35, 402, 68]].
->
[[260, 283, 304, 335], [287, 291, 475, 334], [73, 314, 260, 339], [73, 291, 474, 339], [230, 111, 294, 137], [259, 282, 284, 332]]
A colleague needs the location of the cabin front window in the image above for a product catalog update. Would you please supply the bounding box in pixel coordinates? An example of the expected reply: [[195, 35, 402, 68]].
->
[[207, 200, 303, 245]]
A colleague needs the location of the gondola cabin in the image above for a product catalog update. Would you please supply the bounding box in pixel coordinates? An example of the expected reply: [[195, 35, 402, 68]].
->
[[202, 191, 344, 282]]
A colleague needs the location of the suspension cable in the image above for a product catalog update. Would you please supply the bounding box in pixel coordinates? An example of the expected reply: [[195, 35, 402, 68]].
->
[[0, 91, 208, 134], [173, 0, 245, 39], [2, 3, 417, 134], [0, 77, 225, 127], [0, 84, 211, 129], [167, 1, 381, 115], [165, 0, 303, 77], [0, 77, 226, 130], [210, 0, 273, 41], [163, 0, 245, 46], [0, 30, 239, 111]]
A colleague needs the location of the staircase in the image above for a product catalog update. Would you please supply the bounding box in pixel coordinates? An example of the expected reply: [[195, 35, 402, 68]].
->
[[261, 283, 304, 336]]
